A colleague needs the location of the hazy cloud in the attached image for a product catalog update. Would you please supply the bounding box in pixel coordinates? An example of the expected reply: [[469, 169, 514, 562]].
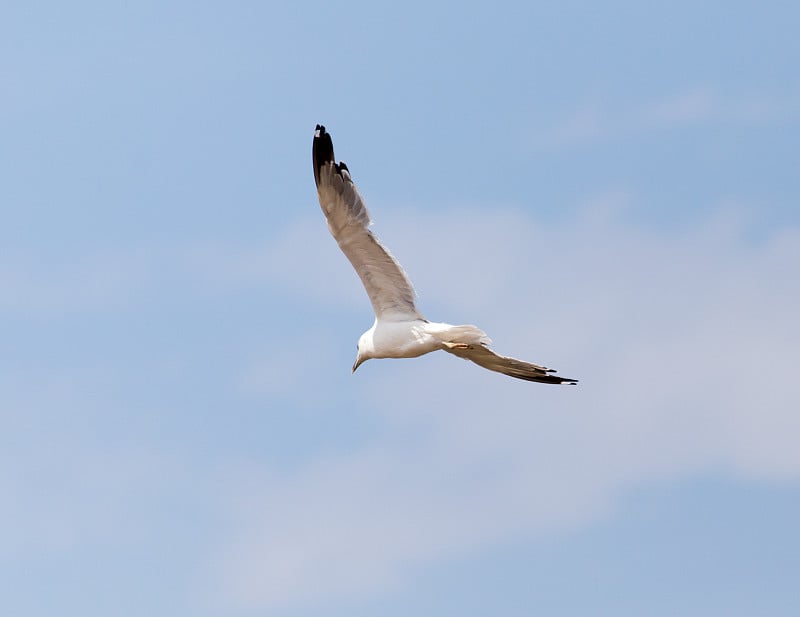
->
[[210, 202, 800, 611], [539, 87, 800, 148], [0, 252, 154, 314]]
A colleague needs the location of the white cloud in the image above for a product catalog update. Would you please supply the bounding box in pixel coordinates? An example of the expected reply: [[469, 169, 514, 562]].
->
[[0, 370, 189, 558], [236, 331, 349, 405], [208, 202, 800, 611], [539, 87, 800, 148], [5, 198, 794, 612], [183, 218, 365, 311], [0, 251, 154, 314]]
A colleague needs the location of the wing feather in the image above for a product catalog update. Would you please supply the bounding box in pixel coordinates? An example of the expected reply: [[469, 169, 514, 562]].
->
[[313, 125, 423, 321], [443, 342, 578, 385]]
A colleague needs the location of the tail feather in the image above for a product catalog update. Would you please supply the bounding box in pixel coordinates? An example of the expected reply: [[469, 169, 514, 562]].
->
[[438, 324, 492, 346]]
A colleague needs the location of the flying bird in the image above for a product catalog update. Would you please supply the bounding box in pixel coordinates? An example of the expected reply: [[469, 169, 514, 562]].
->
[[312, 124, 577, 385]]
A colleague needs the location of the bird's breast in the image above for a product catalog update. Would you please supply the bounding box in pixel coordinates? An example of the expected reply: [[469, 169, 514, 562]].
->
[[371, 320, 438, 359]]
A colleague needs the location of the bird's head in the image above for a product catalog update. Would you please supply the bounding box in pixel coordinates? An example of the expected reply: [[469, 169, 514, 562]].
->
[[352, 331, 374, 373]]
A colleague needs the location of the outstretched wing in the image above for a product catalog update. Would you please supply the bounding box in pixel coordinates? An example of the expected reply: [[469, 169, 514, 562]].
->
[[313, 125, 423, 321], [443, 342, 578, 385]]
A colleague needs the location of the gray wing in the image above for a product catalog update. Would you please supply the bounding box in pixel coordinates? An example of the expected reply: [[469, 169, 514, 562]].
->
[[313, 125, 423, 321], [443, 342, 578, 385]]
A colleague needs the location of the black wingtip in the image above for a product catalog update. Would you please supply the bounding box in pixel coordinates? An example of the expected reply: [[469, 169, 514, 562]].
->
[[525, 372, 579, 385], [543, 376, 579, 385], [312, 123, 335, 187]]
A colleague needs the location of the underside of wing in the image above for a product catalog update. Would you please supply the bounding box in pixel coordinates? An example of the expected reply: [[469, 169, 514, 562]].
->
[[443, 342, 578, 385], [313, 125, 423, 321]]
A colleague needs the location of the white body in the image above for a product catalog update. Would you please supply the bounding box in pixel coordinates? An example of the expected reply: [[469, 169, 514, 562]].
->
[[359, 320, 490, 362]]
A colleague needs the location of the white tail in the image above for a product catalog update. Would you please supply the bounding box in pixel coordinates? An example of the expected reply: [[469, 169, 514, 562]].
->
[[434, 323, 492, 347]]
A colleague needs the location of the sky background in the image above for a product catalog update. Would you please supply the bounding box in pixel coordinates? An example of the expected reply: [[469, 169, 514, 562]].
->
[[2, 1, 799, 615]]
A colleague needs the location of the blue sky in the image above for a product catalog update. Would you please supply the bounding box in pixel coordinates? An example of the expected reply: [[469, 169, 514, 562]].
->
[[2, 1, 799, 615]]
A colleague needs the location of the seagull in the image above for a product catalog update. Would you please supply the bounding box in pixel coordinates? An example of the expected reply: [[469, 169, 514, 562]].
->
[[312, 124, 578, 385]]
